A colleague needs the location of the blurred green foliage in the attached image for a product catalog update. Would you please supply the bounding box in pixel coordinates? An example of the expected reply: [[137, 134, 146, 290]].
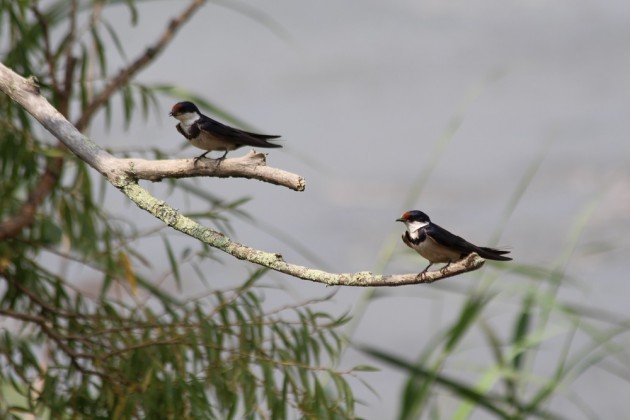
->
[[0, 1, 357, 418], [3, 1, 629, 419]]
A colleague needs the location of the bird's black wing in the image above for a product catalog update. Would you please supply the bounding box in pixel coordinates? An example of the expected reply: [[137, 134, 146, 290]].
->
[[240, 130, 281, 140], [426, 223, 512, 261], [425, 223, 477, 256], [197, 117, 282, 148], [479, 247, 511, 255]]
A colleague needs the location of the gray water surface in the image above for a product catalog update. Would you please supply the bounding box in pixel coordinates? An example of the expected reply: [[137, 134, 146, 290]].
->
[[87, 1, 630, 418]]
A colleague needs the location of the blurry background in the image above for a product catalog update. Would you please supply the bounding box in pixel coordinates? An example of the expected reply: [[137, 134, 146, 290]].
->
[[63, 0, 630, 417]]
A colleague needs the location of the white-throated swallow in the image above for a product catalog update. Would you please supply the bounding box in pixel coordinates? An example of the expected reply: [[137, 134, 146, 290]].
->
[[169, 101, 281, 162], [396, 210, 511, 276]]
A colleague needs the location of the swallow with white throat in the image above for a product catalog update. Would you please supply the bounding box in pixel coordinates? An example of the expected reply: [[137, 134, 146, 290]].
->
[[169, 101, 281, 163], [396, 210, 511, 277]]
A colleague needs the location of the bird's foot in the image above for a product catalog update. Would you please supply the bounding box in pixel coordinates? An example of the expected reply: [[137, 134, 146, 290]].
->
[[415, 263, 433, 280], [193, 152, 209, 165], [213, 150, 229, 166], [439, 262, 452, 275]]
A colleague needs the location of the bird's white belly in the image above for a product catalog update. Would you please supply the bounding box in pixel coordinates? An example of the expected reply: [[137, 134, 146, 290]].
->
[[189, 132, 238, 152], [411, 237, 461, 263]]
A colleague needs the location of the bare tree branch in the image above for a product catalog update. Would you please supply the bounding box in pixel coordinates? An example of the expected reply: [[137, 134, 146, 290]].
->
[[0, 62, 487, 286], [119, 151, 305, 190]]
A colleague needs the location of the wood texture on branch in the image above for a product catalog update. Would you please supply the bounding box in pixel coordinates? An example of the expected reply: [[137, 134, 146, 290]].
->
[[119, 151, 305, 190], [121, 182, 486, 286], [0, 63, 304, 191], [1, 62, 487, 286]]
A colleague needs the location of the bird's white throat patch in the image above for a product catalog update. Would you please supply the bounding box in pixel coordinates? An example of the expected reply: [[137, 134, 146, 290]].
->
[[175, 112, 200, 130], [406, 220, 429, 239]]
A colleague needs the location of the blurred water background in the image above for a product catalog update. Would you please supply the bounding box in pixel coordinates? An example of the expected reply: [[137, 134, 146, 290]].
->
[[71, 0, 630, 417]]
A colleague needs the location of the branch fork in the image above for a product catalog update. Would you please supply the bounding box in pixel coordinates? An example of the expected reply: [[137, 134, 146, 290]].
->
[[1, 61, 487, 286]]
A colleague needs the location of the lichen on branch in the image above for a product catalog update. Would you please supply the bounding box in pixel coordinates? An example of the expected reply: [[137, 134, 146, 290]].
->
[[0, 61, 486, 286]]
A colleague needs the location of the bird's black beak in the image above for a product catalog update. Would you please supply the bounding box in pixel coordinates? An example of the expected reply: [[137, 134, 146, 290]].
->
[[396, 217, 405, 222], [168, 112, 173, 117]]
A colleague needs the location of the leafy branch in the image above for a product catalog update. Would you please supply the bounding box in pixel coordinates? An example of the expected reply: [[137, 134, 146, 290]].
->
[[0, 263, 357, 418]]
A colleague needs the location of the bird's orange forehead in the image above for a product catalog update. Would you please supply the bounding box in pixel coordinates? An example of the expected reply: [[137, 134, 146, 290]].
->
[[400, 211, 412, 220], [171, 103, 184, 113]]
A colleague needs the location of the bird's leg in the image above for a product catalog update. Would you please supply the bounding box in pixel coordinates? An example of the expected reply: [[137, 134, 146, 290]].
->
[[439, 261, 452, 274], [213, 149, 229, 166], [415, 263, 433, 279], [193, 151, 209, 165]]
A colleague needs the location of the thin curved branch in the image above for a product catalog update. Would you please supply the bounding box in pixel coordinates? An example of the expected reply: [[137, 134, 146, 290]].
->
[[74, 0, 206, 131], [121, 183, 488, 286], [125, 181, 486, 286], [1, 62, 486, 286]]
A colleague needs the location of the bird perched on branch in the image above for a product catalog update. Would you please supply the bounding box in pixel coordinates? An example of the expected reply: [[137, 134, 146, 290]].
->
[[169, 101, 281, 163], [396, 210, 511, 277]]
